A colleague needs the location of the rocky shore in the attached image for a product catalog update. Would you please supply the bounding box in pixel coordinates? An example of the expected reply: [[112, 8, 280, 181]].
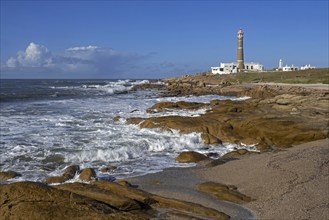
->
[[129, 75, 329, 151], [1, 74, 328, 219]]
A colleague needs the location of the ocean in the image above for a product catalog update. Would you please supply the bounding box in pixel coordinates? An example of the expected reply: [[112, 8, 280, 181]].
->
[[0, 79, 254, 183]]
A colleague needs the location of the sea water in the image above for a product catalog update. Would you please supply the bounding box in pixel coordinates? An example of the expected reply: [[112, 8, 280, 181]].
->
[[0, 79, 254, 183]]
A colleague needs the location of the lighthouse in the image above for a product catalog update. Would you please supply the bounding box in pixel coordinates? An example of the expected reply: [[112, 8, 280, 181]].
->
[[279, 59, 283, 69], [211, 28, 264, 74], [237, 28, 244, 70]]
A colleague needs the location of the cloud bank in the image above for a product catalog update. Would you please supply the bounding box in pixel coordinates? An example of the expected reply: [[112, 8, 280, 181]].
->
[[2, 42, 202, 79], [2, 42, 154, 78]]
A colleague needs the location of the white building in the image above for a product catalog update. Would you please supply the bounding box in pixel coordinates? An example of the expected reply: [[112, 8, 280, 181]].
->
[[211, 62, 263, 74], [277, 59, 302, 71], [282, 65, 299, 71], [300, 64, 316, 70], [211, 63, 238, 74], [244, 62, 264, 71]]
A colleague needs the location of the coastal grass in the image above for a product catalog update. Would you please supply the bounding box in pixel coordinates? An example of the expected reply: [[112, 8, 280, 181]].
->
[[204, 68, 329, 84]]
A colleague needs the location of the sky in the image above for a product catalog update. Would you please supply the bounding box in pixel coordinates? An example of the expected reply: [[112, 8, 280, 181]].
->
[[1, 0, 328, 79]]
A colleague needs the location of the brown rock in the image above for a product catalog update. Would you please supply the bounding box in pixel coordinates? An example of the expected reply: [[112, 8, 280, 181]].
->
[[1, 180, 230, 220], [0, 181, 145, 220], [113, 116, 121, 122], [0, 171, 21, 181], [79, 168, 97, 181], [128, 91, 329, 150], [147, 101, 207, 113], [100, 166, 117, 172], [55, 182, 142, 211], [116, 180, 133, 187], [222, 149, 254, 158], [63, 165, 80, 178], [176, 151, 208, 163], [201, 133, 223, 144], [131, 83, 165, 91], [93, 180, 230, 220], [45, 165, 80, 184], [197, 181, 254, 204], [45, 176, 71, 184]]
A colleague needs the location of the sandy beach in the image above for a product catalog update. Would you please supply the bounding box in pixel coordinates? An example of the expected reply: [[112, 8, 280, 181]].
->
[[128, 138, 329, 220]]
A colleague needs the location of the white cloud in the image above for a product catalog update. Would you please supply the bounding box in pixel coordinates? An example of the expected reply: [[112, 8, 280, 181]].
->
[[3, 42, 195, 78], [7, 42, 53, 68], [66, 45, 99, 51], [6, 57, 18, 67], [64, 45, 111, 61], [3, 42, 152, 77]]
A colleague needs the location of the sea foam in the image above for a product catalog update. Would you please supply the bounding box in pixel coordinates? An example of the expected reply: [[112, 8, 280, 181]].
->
[[0, 79, 254, 183]]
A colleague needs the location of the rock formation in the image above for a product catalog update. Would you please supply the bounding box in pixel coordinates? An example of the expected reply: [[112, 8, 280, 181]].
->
[[127, 78, 329, 151], [0, 181, 230, 220]]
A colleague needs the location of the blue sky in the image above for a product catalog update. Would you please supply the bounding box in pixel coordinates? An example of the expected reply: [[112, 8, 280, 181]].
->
[[1, 0, 328, 79]]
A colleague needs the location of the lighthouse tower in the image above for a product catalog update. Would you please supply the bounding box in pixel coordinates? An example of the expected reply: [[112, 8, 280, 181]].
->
[[237, 28, 245, 70], [279, 59, 283, 69]]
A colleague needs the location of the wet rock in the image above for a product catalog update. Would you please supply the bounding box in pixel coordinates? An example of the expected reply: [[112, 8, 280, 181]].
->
[[131, 83, 165, 91], [197, 181, 254, 204], [113, 116, 121, 122], [147, 101, 207, 113], [201, 133, 223, 144], [79, 168, 97, 181], [42, 154, 65, 163], [45, 176, 71, 184], [100, 166, 117, 172], [176, 151, 208, 163], [0, 171, 21, 181], [63, 165, 80, 178], [222, 149, 259, 158], [45, 165, 80, 184]]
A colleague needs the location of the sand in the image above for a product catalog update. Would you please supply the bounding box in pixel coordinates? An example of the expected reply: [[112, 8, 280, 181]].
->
[[128, 138, 329, 220]]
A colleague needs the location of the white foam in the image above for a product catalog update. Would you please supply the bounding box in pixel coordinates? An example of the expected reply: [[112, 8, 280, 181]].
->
[[0, 81, 255, 183], [51, 79, 151, 95]]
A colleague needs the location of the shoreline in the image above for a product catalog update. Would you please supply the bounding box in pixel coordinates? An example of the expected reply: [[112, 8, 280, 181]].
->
[[126, 163, 257, 220], [127, 138, 329, 219], [1, 79, 328, 219], [126, 79, 329, 219]]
